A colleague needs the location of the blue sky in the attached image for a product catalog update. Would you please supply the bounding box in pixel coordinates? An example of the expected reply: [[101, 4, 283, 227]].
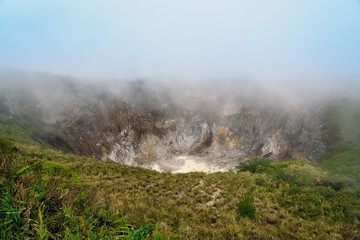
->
[[0, 0, 360, 82]]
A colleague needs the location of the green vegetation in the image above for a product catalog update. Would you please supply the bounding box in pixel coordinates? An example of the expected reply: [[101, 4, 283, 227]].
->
[[235, 157, 272, 173], [320, 99, 360, 195], [0, 108, 360, 239], [0, 139, 133, 239], [237, 192, 256, 219], [0, 113, 70, 152], [0, 114, 37, 146]]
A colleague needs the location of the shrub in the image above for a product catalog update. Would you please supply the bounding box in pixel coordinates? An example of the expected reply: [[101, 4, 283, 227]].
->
[[236, 158, 272, 173], [237, 192, 256, 219], [320, 175, 354, 191], [273, 168, 314, 186]]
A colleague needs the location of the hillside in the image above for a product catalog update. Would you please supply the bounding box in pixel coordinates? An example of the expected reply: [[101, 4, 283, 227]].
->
[[320, 98, 360, 192], [1, 106, 360, 239]]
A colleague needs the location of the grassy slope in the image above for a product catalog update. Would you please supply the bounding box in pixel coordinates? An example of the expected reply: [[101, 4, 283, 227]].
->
[[1, 114, 360, 239], [320, 99, 360, 193], [0, 114, 38, 146]]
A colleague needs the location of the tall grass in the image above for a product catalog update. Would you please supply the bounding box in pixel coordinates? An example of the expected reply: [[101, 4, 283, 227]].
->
[[0, 138, 138, 239]]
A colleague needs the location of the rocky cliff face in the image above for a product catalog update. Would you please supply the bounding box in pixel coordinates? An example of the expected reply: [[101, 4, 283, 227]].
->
[[57, 99, 326, 173], [0, 73, 328, 172]]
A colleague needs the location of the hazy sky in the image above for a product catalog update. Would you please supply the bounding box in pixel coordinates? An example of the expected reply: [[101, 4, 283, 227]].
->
[[0, 0, 360, 82]]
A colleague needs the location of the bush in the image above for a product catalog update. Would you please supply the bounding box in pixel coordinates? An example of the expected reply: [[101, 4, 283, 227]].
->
[[320, 175, 354, 191], [236, 158, 272, 173], [273, 168, 314, 186], [237, 192, 256, 219]]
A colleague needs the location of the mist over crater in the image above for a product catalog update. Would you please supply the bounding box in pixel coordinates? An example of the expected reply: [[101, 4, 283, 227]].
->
[[0, 70, 345, 173]]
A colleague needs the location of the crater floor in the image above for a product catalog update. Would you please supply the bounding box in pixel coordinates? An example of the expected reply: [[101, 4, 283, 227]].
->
[[147, 155, 237, 173]]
